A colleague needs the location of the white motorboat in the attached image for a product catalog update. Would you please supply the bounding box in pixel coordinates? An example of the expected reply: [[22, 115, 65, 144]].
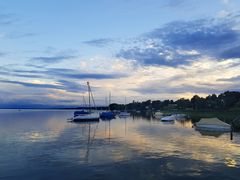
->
[[161, 115, 175, 122], [119, 111, 130, 117], [195, 118, 231, 132], [119, 97, 130, 118]]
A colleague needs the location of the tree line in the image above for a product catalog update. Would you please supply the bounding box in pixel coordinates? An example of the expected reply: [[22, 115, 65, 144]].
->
[[110, 91, 240, 111]]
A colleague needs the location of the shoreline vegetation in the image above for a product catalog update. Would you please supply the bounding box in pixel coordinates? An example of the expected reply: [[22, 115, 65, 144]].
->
[[109, 91, 240, 131]]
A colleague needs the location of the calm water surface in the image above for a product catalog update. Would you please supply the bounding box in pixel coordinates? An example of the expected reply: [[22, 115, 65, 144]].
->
[[0, 109, 239, 180]]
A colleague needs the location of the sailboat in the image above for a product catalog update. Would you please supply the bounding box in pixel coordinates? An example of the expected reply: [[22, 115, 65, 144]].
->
[[74, 96, 90, 117], [100, 92, 115, 120], [72, 82, 100, 122], [119, 97, 130, 118]]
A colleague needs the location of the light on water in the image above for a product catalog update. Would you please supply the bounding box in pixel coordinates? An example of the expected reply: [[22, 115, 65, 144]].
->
[[0, 109, 239, 180]]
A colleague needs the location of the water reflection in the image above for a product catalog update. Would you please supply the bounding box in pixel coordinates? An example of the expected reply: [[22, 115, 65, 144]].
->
[[0, 109, 240, 180]]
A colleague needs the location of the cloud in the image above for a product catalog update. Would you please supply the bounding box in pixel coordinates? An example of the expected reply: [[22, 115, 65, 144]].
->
[[117, 46, 200, 66], [217, 75, 240, 82], [47, 68, 128, 79], [31, 55, 75, 64], [220, 46, 240, 59], [0, 79, 62, 89], [83, 38, 114, 47], [0, 79, 87, 93], [0, 65, 128, 80], [117, 15, 240, 66], [0, 66, 43, 78]]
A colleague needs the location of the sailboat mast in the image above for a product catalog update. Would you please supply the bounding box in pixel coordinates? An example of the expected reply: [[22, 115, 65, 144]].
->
[[124, 97, 126, 111], [109, 92, 111, 111], [87, 82, 91, 112]]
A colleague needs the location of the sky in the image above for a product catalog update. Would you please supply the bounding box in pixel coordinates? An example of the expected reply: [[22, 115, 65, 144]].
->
[[0, 0, 240, 107]]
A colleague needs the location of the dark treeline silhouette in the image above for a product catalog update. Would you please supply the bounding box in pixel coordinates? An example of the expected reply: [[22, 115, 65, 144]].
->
[[110, 91, 240, 111]]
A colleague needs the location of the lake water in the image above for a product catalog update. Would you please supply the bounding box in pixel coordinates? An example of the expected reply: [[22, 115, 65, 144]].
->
[[0, 109, 239, 180]]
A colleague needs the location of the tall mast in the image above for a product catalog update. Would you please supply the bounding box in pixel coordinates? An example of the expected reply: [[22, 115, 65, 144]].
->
[[87, 82, 91, 112], [124, 97, 126, 111], [109, 92, 111, 111]]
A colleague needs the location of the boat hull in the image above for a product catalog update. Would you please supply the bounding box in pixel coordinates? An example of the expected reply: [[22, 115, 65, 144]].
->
[[119, 112, 130, 118], [195, 124, 231, 132], [100, 111, 115, 119], [161, 115, 175, 121], [73, 114, 100, 122]]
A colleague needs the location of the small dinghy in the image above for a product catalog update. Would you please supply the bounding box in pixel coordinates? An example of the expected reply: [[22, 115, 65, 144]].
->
[[195, 118, 231, 132], [100, 111, 115, 119], [119, 111, 130, 118]]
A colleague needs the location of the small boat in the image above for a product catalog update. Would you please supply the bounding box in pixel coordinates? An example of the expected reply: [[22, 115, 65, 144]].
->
[[100, 111, 115, 119], [100, 92, 115, 120], [72, 82, 100, 122], [119, 97, 130, 118], [119, 111, 130, 117], [74, 110, 90, 116], [161, 115, 175, 122], [195, 118, 231, 132], [153, 112, 163, 119], [73, 113, 100, 122]]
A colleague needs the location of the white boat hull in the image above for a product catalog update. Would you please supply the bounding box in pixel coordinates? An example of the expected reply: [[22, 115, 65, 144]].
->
[[195, 118, 231, 132], [119, 112, 130, 117], [161, 115, 175, 121], [73, 114, 100, 122], [195, 124, 231, 132]]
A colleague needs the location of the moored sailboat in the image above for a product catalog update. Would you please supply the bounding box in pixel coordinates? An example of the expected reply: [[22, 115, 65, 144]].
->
[[72, 82, 99, 122], [100, 92, 115, 120]]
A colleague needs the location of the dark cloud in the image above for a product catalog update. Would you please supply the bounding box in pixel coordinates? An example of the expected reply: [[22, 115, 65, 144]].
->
[[0, 65, 128, 80], [220, 46, 240, 59], [31, 55, 75, 63], [0, 66, 43, 78], [0, 79, 61, 89], [151, 19, 238, 51], [48, 68, 128, 79], [0, 79, 86, 93], [217, 75, 240, 82], [117, 46, 199, 66], [57, 79, 86, 92], [117, 15, 240, 66], [83, 38, 114, 47]]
